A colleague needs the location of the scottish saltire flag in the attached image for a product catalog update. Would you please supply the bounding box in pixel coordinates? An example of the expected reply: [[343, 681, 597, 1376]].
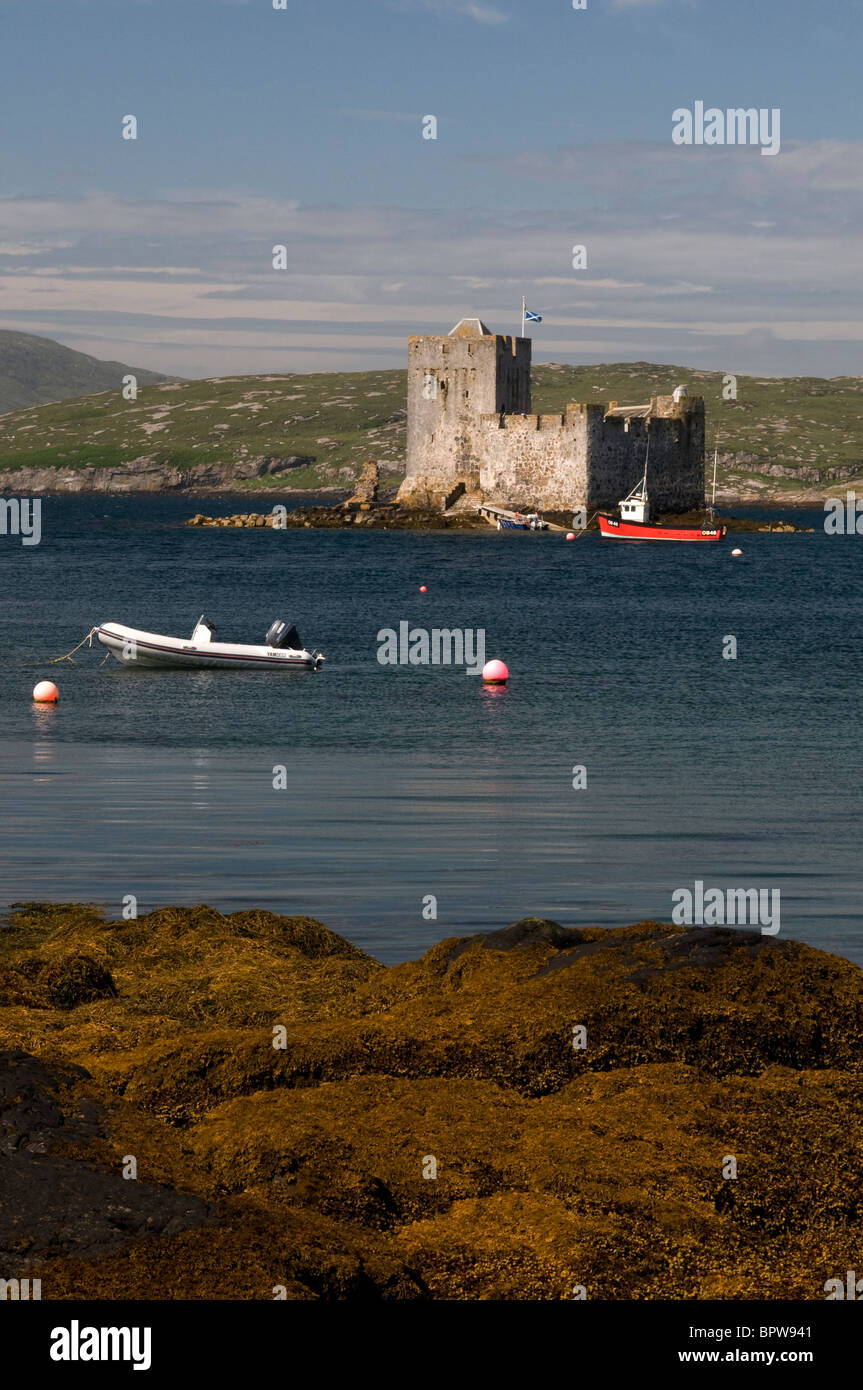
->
[[524, 307, 542, 323]]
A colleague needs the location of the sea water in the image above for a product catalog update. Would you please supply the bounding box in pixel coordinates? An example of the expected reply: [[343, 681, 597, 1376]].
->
[[0, 495, 859, 964]]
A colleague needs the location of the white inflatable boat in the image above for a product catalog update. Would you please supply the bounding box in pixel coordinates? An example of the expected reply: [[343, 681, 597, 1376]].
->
[[97, 616, 325, 670]]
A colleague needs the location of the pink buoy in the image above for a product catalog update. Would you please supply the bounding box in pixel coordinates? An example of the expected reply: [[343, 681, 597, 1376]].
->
[[565, 532, 575, 541], [482, 659, 508, 685], [33, 680, 59, 703], [419, 585, 427, 593]]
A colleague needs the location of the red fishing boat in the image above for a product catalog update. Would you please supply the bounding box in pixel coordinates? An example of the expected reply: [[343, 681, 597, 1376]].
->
[[598, 513, 725, 542], [598, 430, 726, 543]]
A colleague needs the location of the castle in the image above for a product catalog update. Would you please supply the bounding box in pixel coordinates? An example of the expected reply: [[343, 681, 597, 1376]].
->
[[396, 317, 705, 515]]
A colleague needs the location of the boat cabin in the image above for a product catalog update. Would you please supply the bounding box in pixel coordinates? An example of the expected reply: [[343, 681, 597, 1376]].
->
[[620, 496, 649, 524], [619, 481, 650, 525]]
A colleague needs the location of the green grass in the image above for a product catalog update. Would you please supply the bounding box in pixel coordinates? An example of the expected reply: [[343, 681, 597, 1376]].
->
[[1, 360, 861, 493], [0, 370, 407, 489], [237, 465, 335, 491]]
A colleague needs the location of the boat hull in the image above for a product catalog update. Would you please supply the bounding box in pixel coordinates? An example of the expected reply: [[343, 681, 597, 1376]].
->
[[598, 515, 726, 543], [97, 624, 322, 670]]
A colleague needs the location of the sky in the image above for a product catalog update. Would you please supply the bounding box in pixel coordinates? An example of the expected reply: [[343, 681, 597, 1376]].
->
[[1, 0, 862, 379]]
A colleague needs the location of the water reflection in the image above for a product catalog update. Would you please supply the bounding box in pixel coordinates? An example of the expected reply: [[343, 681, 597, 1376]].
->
[[32, 728, 58, 781]]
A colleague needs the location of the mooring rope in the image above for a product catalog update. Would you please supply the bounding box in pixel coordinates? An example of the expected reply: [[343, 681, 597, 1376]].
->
[[571, 511, 599, 537], [10, 626, 100, 670], [50, 626, 100, 663]]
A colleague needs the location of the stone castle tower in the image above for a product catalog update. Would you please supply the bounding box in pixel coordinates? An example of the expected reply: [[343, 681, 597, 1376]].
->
[[398, 317, 530, 508], [397, 317, 705, 514]]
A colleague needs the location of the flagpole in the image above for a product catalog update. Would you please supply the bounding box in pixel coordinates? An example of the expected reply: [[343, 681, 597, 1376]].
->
[[521, 295, 525, 340]]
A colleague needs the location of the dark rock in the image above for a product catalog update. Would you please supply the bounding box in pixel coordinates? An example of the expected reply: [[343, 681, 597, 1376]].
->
[[0, 1152, 213, 1263], [0, 1049, 212, 1265]]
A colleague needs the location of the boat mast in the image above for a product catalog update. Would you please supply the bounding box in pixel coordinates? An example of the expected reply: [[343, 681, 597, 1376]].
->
[[641, 419, 650, 500], [709, 435, 719, 518]]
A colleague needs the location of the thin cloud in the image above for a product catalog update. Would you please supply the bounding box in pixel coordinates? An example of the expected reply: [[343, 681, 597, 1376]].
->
[[3, 176, 863, 377], [0, 239, 75, 256], [389, 0, 509, 25]]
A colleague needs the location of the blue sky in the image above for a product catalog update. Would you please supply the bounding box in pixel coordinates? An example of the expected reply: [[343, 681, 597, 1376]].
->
[[1, 0, 862, 378]]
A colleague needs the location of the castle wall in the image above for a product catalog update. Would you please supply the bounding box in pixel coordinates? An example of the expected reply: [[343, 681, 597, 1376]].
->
[[476, 397, 704, 513], [477, 405, 589, 508], [643, 396, 705, 512], [401, 332, 530, 506], [585, 407, 645, 510]]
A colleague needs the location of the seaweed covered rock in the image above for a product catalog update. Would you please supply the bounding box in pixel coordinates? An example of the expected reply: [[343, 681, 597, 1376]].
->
[[0, 953, 116, 1009], [1, 904, 862, 1299]]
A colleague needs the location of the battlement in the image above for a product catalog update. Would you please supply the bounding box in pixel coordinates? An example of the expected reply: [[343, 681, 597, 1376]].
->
[[407, 332, 522, 349], [482, 411, 568, 432]]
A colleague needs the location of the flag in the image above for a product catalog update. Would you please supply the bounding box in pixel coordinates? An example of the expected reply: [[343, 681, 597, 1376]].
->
[[524, 308, 542, 323]]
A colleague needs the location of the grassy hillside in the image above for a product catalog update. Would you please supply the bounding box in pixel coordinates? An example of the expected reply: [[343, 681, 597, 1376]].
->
[[0, 369, 407, 489], [0, 330, 172, 414], [1, 359, 862, 495]]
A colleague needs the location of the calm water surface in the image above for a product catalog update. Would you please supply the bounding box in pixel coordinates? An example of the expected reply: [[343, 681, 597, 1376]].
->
[[0, 495, 860, 963]]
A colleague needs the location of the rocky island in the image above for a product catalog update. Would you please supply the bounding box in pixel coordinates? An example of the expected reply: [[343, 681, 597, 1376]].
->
[[186, 503, 812, 533]]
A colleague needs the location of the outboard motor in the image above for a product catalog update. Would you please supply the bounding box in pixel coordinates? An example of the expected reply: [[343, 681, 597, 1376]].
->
[[266, 619, 302, 651]]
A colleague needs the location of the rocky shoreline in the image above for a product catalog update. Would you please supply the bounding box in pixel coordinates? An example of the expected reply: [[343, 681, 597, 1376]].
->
[[189, 501, 484, 530], [0, 456, 331, 496], [0, 460, 845, 511], [186, 502, 814, 532], [2, 903, 861, 1300]]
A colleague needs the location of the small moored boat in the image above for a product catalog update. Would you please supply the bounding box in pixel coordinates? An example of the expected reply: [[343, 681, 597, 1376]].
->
[[477, 503, 549, 531], [97, 616, 325, 670]]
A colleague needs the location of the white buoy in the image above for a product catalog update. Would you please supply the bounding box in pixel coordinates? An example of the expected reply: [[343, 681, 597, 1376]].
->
[[33, 680, 59, 703], [731, 547, 742, 557], [482, 659, 509, 685]]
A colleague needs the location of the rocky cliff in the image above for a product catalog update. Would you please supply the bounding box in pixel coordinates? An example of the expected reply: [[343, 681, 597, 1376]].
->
[[0, 454, 318, 495]]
